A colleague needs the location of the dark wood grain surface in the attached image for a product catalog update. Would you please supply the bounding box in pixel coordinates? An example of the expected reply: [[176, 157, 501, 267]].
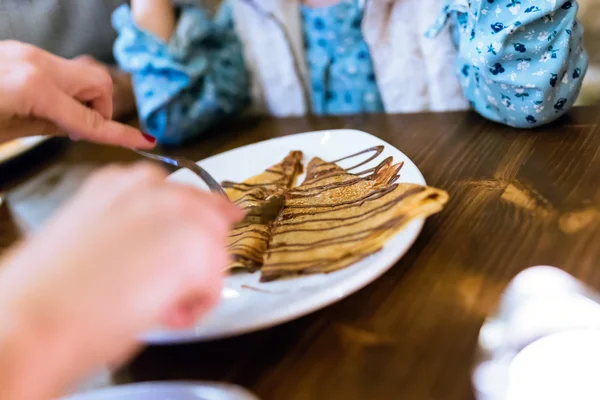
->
[[2, 108, 600, 399]]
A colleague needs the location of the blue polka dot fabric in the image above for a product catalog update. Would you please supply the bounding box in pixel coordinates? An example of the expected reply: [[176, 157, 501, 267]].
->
[[436, 0, 588, 128], [301, 0, 384, 115]]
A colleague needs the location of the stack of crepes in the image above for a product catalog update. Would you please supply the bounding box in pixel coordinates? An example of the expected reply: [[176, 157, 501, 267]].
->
[[224, 151, 304, 271], [225, 149, 448, 282]]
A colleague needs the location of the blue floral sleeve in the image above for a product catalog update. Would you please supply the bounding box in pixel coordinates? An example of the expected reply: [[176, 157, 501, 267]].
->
[[444, 0, 588, 128], [112, 1, 250, 145]]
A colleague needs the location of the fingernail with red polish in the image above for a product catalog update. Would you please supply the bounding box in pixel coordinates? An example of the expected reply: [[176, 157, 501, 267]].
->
[[142, 133, 156, 143]]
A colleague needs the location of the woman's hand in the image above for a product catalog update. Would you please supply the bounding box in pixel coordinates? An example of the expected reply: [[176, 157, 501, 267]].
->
[[0, 162, 243, 400], [74, 55, 137, 121], [0, 40, 155, 148]]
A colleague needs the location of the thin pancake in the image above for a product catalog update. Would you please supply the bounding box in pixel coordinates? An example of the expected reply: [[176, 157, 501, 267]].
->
[[260, 156, 448, 281], [225, 151, 303, 271], [223, 150, 303, 205]]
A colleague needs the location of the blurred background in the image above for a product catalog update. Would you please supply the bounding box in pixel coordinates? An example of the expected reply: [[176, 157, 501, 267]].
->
[[121, 0, 598, 107], [185, 0, 600, 105], [578, 0, 600, 105], [189, 0, 600, 107], [0, 0, 597, 107]]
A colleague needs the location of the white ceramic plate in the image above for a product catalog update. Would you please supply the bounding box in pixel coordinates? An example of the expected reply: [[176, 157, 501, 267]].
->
[[62, 382, 259, 400], [0, 136, 48, 163], [144, 130, 426, 344]]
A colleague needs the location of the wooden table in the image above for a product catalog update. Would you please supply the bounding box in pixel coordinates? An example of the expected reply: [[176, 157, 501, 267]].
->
[[2, 108, 600, 399]]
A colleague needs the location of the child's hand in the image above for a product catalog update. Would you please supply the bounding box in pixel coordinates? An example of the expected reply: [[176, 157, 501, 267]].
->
[[130, 0, 177, 42], [0, 162, 243, 400]]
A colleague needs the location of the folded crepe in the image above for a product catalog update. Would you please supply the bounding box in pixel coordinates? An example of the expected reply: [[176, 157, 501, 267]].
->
[[260, 156, 448, 282], [225, 151, 303, 271]]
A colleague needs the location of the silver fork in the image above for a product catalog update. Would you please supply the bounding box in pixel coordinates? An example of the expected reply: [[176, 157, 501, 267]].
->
[[133, 149, 228, 198], [133, 149, 285, 225]]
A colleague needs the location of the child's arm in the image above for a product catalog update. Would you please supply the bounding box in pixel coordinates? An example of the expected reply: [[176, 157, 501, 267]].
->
[[130, 0, 177, 42], [112, 1, 250, 145], [453, 1, 587, 128]]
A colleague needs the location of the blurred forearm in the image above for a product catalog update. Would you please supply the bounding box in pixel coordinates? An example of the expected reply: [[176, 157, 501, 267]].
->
[[130, 0, 176, 42]]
